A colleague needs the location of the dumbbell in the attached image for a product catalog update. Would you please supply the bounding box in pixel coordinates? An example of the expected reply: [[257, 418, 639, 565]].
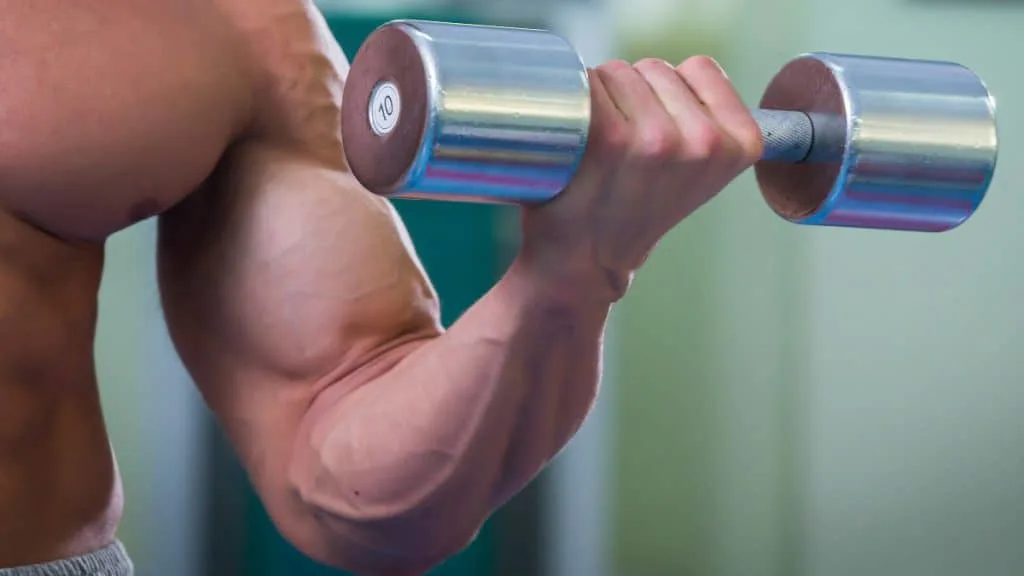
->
[[341, 20, 998, 233]]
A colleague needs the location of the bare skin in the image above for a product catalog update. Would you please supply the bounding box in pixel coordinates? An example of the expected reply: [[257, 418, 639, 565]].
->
[[0, 0, 761, 573]]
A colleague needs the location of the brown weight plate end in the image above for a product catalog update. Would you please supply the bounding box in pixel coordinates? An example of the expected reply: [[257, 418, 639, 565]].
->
[[342, 24, 430, 195], [755, 56, 846, 222]]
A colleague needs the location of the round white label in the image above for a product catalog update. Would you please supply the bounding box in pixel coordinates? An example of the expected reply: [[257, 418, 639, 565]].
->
[[368, 82, 401, 136]]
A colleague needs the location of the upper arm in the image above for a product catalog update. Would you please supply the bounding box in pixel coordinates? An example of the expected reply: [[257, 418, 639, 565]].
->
[[155, 142, 442, 525], [0, 0, 253, 240]]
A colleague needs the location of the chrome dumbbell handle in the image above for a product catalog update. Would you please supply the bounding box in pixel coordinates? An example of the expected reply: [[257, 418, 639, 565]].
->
[[751, 109, 848, 163]]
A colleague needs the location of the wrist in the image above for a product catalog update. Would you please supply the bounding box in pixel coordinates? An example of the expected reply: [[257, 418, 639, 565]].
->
[[506, 247, 625, 308]]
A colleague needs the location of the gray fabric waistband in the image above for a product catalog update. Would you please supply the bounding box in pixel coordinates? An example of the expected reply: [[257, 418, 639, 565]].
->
[[0, 541, 133, 576]]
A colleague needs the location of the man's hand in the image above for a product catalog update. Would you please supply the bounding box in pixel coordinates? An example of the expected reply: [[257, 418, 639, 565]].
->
[[520, 57, 764, 301]]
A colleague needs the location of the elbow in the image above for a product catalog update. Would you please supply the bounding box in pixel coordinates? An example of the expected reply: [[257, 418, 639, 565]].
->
[[298, 505, 484, 576], [285, 449, 492, 574]]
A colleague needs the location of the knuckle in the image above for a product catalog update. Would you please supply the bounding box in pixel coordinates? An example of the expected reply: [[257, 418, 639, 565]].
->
[[594, 121, 631, 158], [635, 125, 682, 159], [687, 121, 725, 158], [598, 59, 631, 76], [633, 57, 670, 72], [679, 55, 724, 77], [737, 118, 765, 162]]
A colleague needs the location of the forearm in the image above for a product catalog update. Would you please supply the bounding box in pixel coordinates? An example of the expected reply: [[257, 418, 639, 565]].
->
[[290, 254, 612, 567]]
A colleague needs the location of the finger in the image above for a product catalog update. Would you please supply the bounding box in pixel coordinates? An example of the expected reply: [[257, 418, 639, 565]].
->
[[632, 58, 721, 156], [595, 60, 670, 125], [595, 60, 681, 163], [588, 65, 626, 122], [677, 56, 764, 161], [632, 58, 706, 123], [581, 66, 629, 164]]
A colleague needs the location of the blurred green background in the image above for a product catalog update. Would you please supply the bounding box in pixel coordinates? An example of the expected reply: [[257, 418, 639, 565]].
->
[[95, 0, 1024, 575]]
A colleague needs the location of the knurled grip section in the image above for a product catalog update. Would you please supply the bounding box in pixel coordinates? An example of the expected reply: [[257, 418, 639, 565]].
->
[[751, 109, 813, 163]]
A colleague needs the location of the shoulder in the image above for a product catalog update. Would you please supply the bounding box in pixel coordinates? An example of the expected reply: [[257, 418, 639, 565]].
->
[[218, 0, 352, 168]]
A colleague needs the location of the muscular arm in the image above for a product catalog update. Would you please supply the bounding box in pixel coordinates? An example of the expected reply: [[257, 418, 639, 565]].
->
[[157, 143, 612, 573]]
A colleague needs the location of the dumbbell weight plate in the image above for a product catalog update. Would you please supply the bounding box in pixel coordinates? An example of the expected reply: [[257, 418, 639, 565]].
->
[[756, 53, 997, 232], [342, 19, 590, 203]]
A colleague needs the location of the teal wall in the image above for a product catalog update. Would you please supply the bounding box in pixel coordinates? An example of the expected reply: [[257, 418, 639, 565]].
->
[[96, 224, 153, 560]]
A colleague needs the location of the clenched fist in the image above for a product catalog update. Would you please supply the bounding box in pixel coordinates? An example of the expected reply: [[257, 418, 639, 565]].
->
[[520, 56, 764, 301]]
